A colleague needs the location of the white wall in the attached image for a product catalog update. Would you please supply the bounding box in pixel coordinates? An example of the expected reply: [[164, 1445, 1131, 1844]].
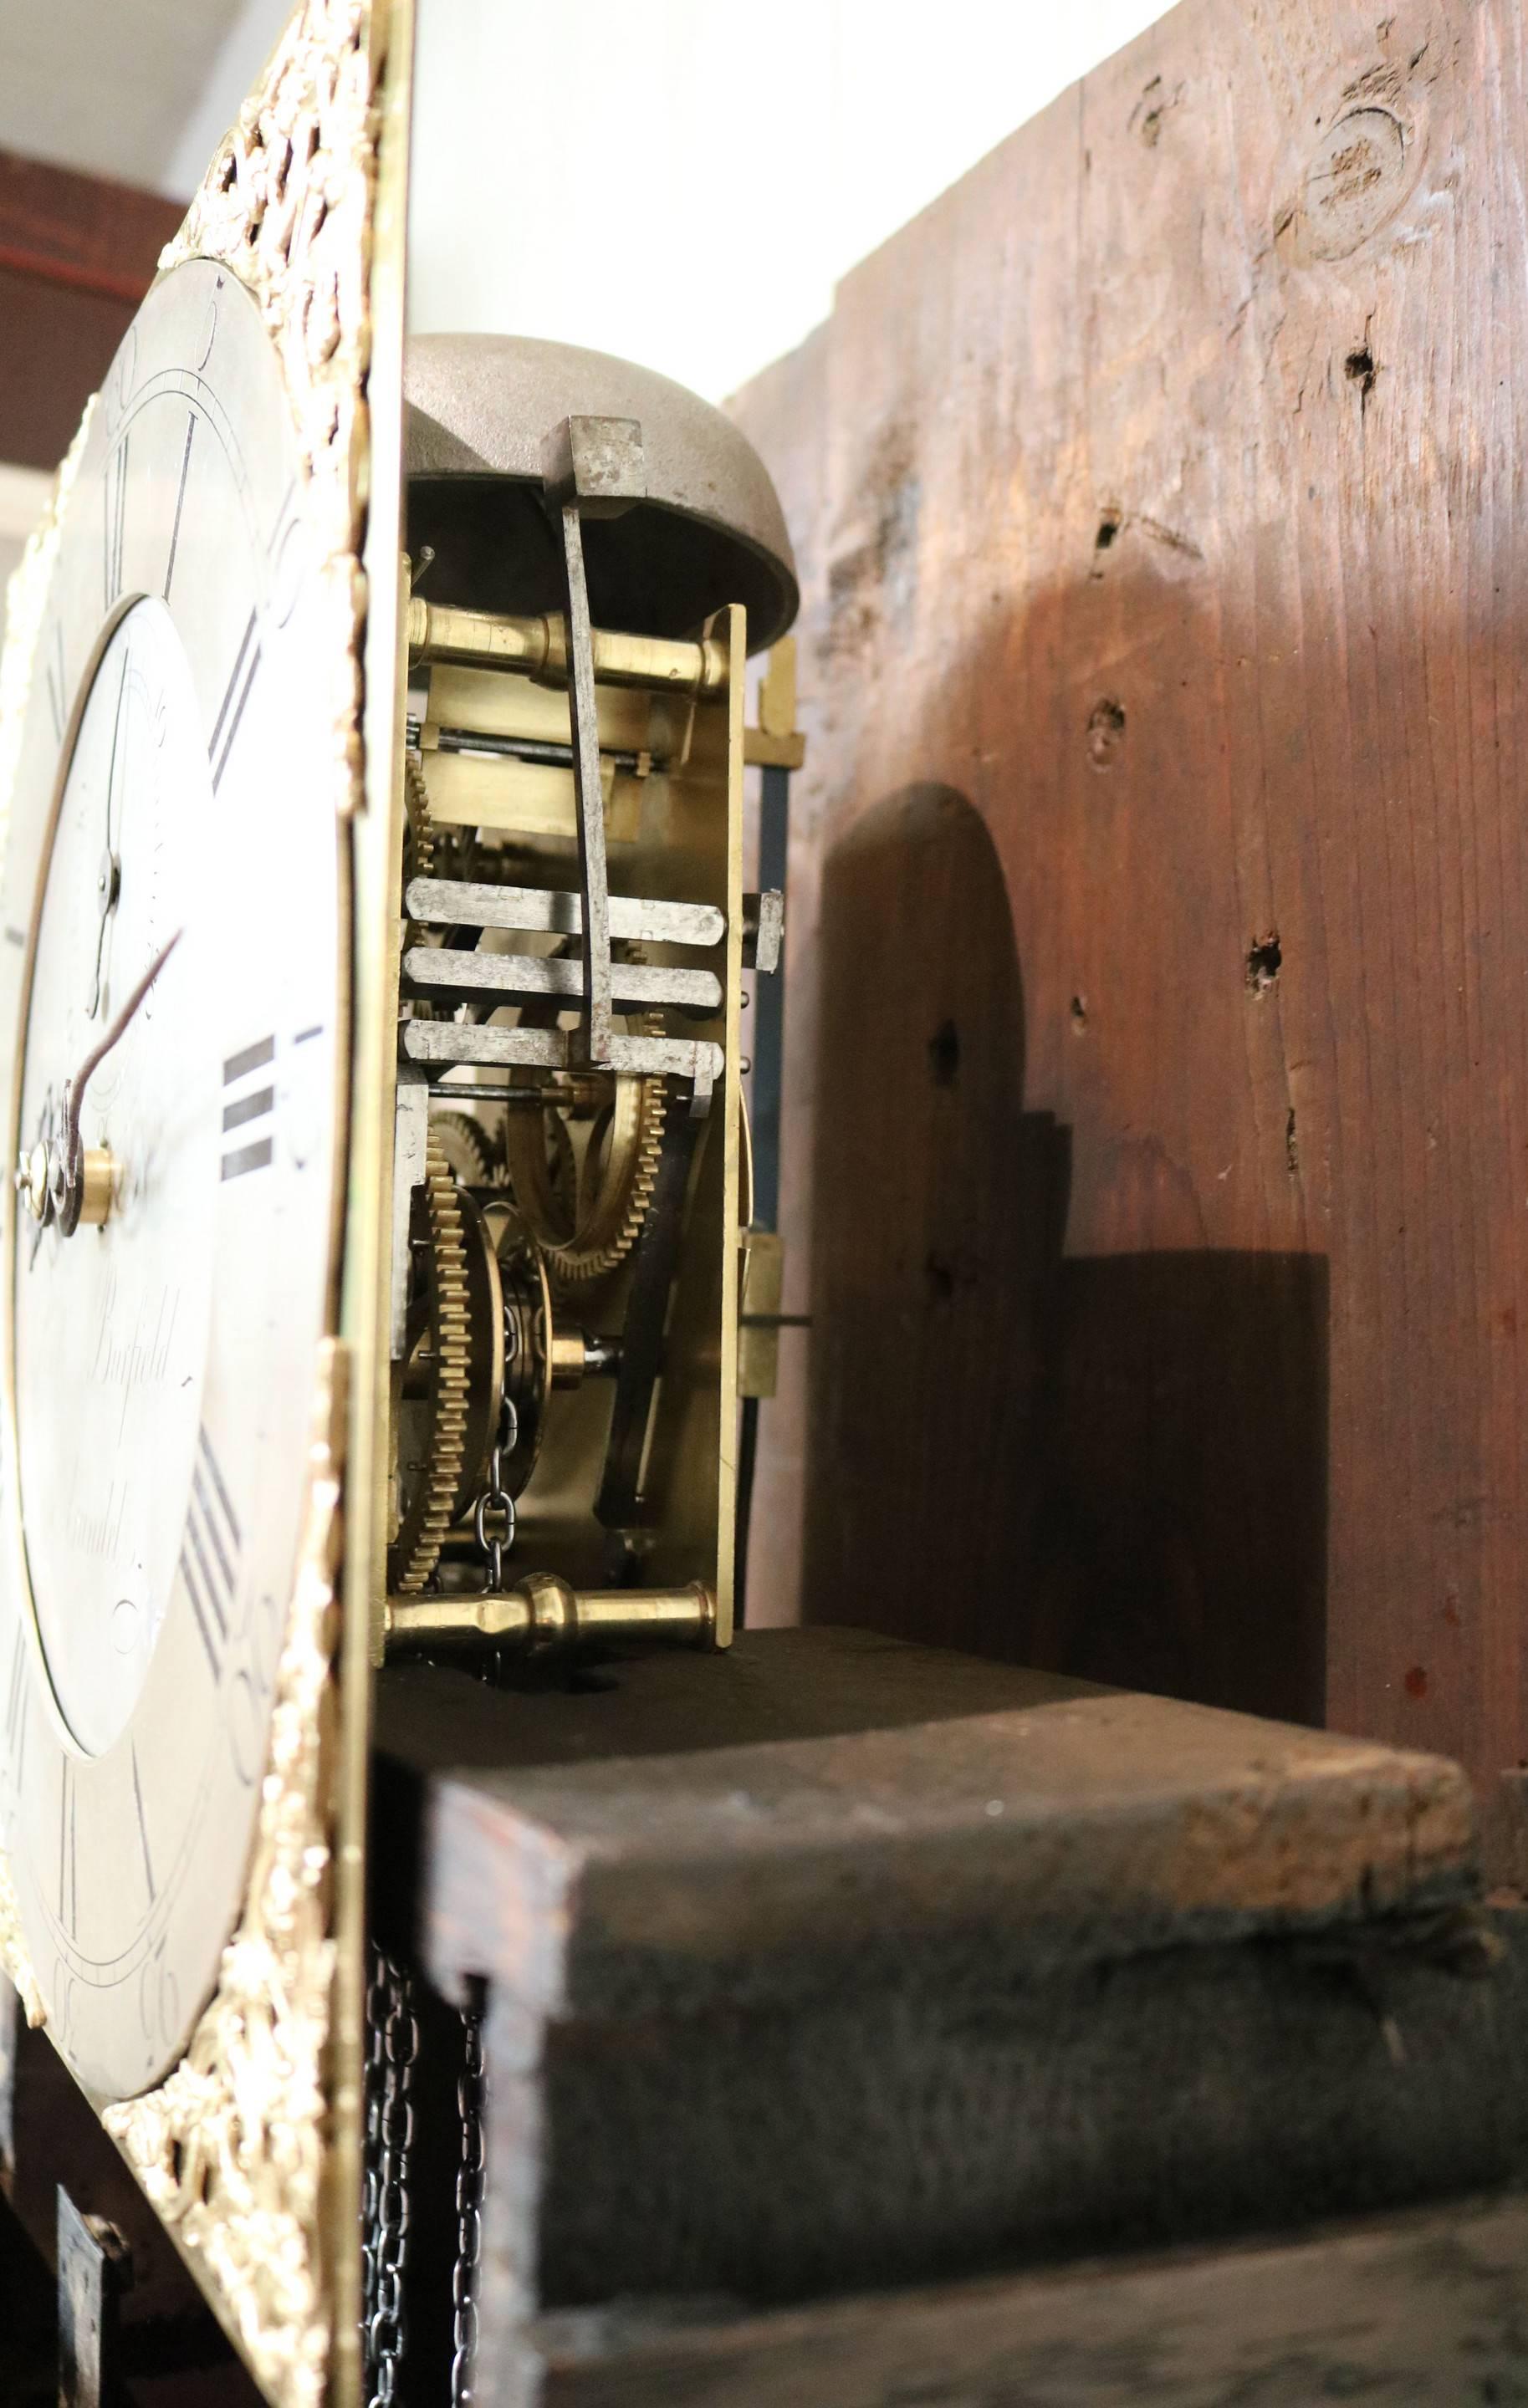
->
[[3, 0, 1174, 408], [161, 0, 1170, 407], [408, 0, 1169, 400], [0, 0, 253, 196]]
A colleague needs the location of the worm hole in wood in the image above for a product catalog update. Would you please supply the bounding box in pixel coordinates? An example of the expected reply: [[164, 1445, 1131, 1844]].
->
[[928, 1019, 960, 1085], [1345, 346, 1377, 399], [1086, 697, 1127, 768]]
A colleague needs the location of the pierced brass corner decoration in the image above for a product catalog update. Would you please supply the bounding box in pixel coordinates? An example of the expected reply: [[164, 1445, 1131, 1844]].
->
[[0, 1849, 43, 2028], [160, 0, 381, 814]]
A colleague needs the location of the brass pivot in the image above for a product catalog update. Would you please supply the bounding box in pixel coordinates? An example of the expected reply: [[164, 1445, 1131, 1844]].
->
[[383, 1577, 716, 1659]]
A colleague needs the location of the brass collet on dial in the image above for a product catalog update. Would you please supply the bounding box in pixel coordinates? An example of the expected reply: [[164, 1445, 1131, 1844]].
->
[[72, 1146, 115, 1226], [16, 1141, 114, 1231]]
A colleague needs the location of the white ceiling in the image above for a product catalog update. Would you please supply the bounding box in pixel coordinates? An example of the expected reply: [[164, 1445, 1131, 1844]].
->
[[0, 0, 289, 196]]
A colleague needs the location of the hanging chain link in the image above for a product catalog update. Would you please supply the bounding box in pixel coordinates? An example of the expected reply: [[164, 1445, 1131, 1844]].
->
[[473, 1436, 516, 1592], [361, 1952, 385, 2352], [451, 1991, 487, 2407], [474, 1318, 521, 1594], [362, 1948, 418, 2408]]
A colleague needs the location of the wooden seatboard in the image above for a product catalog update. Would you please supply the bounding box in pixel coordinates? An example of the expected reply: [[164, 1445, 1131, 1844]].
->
[[376, 1627, 1474, 2013]]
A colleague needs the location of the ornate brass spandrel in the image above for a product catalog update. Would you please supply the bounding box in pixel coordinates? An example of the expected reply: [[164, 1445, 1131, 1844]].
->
[[0, 1857, 43, 2028], [104, 1338, 348, 2408], [161, 0, 382, 813]]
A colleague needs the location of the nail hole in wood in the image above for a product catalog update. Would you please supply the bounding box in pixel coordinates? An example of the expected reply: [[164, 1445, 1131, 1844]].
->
[[1247, 934, 1282, 993], [1086, 697, 1127, 768]]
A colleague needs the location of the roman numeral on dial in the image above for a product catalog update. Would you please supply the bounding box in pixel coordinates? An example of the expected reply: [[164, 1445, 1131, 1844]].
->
[[222, 1034, 274, 1180], [210, 610, 260, 791], [104, 436, 129, 609], [164, 411, 197, 602], [59, 1758, 79, 1935], [45, 621, 65, 745], [4, 1627, 28, 1785], [130, 1742, 156, 1904], [179, 1426, 242, 1677]]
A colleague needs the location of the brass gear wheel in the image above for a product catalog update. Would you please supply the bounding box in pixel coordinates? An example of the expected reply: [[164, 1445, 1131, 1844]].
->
[[403, 751, 437, 885], [388, 1133, 471, 1594], [433, 1107, 503, 1190], [402, 752, 438, 972], [502, 951, 667, 1287]]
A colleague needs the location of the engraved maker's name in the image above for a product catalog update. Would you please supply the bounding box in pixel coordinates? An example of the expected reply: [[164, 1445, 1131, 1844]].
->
[[91, 1281, 179, 1400]]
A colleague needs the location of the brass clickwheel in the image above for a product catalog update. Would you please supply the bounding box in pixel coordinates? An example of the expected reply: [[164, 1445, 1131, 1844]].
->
[[432, 1107, 503, 1189], [502, 970, 666, 1286]]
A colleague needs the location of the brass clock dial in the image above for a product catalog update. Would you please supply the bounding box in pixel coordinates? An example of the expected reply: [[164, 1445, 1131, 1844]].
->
[[0, 257, 344, 2102]]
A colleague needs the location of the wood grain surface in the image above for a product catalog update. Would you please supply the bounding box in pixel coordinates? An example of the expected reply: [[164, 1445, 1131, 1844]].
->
[[0, 148, 181, 468], [729, 0, 1528, 1813], [378, 1634, 1521, 2385], [532, 2191, 1528, 2408], [396, 1629, 1475, 2017]]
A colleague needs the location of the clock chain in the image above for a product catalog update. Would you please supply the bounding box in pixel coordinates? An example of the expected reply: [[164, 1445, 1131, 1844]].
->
[[451, 1987, 487, 2406], [360, 1948, 386, 2350], [362, 1947, 418, 2407], [360, 1947, 486, 2406]]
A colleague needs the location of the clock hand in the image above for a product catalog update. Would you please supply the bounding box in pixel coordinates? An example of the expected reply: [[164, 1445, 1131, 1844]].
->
[[17, 928, 182, 1238]]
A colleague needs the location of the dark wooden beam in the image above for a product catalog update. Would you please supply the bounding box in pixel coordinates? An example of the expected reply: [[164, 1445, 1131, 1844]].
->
[[0, 149, 183, 470]]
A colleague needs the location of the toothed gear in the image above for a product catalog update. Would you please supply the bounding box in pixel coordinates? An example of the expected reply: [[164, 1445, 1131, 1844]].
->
[[432, 1108, 503, 1190], [502, 1006, 667, 1287], [388, 1134, 472, 1594], [403, 752, 437, 884]]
